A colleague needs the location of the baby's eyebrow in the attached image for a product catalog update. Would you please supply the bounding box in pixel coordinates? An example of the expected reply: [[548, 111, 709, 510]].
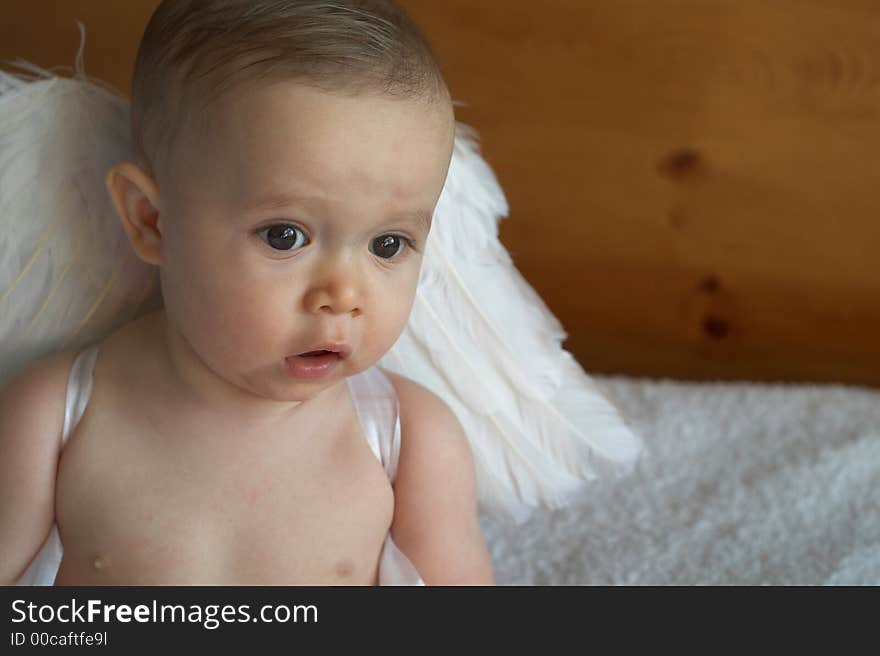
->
[[247, 191, 432, 232], [248, 190, 319, 213], [396, 209, 433, 233]]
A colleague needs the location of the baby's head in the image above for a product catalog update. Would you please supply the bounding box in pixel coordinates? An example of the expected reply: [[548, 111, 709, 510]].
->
[[107, 0, 455, 405]]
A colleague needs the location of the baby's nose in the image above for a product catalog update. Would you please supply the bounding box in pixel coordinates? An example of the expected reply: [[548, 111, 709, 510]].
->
[[303, 272, 362, 316]]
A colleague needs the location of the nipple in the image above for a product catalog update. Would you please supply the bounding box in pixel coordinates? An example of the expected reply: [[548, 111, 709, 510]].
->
[[92, 555, 109, 571], [335, 559, 354, 579]]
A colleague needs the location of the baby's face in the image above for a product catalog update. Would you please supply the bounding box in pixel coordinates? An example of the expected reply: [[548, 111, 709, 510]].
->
[[154, 82, 454, 402]]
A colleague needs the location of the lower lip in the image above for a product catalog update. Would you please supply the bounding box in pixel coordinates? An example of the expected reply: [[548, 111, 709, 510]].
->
[[285, 353, 342, 380]]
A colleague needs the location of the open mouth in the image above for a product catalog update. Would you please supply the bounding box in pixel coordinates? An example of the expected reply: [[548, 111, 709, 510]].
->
[[286, 342, 351, 381], [293, 343, 352, 360]]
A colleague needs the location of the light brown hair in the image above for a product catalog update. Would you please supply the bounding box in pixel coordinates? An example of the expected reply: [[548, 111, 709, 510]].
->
[[131, 0, 450, 173]]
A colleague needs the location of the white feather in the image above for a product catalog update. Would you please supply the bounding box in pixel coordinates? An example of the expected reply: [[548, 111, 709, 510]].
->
[[381, 124, 643, 522], [0, 66, 159, 384]]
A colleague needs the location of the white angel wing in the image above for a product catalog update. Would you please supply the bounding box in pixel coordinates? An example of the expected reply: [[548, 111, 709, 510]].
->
[[380, 123, 643, 523], [0, 66, 159, 385]]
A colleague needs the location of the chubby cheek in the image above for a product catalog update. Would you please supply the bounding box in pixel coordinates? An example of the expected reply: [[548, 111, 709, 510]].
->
[[357, 280, 417, 367], [160, 225, 292, 366]]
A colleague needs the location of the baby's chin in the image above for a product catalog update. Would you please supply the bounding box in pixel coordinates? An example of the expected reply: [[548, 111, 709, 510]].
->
[[249, 377, 342, 407]]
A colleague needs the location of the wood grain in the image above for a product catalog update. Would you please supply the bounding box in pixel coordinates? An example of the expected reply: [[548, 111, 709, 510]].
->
[[2, 1, 879, 385], [401, 0, 880, 386]]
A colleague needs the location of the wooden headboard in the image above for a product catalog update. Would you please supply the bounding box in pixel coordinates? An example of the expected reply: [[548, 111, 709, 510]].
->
[[3, 1, 879, 386]]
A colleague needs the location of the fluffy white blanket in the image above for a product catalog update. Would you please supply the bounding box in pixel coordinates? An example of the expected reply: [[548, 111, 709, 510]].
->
[[480, 375, 880, 585]]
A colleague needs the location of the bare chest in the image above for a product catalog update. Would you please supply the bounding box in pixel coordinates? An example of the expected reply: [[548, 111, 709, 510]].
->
[[53, 393, 394, 585]]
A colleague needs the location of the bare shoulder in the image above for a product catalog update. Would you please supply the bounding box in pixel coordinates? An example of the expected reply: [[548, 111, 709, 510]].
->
[[0, 348, 77, 468], [379, 369, 495, 585], [381, 370, 464, 444], [0, 349, 77, 583], [380, 369, 477, 478], [0, 349, 77, 442]]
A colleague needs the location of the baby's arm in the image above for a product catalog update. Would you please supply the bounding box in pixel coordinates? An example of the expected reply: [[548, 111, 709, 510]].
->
[[0, 352, 73, 584], [384, 372, 495, 585]]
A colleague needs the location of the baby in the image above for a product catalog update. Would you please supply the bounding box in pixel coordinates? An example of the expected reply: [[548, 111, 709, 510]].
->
[[0, 0, 494, 585]]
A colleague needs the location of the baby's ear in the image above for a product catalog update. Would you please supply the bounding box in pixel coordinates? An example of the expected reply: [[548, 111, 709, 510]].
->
[[105, 162, 163, 265]]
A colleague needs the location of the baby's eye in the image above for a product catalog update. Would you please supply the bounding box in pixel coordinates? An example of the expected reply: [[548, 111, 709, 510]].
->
[[257, 224, 308, 252], [370, 234, 408, 259]]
